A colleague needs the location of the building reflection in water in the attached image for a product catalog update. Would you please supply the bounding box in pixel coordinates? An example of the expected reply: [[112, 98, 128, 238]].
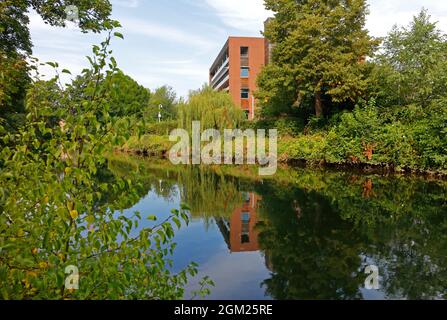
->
[[216, 192, 261, 253]]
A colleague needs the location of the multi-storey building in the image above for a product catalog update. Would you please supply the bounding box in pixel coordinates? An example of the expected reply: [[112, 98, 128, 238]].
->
[[209, 37, 268, 120]]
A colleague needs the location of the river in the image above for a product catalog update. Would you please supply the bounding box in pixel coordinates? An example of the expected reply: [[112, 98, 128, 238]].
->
[[108, 155, 447, 300]]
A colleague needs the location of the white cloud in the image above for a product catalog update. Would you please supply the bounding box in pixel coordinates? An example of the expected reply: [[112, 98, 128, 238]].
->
[[27, 1, 447, 99], [28, 11, 102, 82], [204, 0, 447, 37], [120, 17, 215, 49], [113, 0, 140, 8], [204, 0, 272, 34], [367, 0, 447, 37]]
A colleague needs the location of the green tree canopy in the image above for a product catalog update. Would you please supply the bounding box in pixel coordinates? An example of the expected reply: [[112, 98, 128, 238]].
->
[[0, 0, 113, 128], [146, 85, 178, 122], [1, 0, 113, 56], [178, 84, 244, 132], [371, 9, 447, 108], [107, 71, 151, 118], [257, 0, 378, 117], [0, 1, 31, 54]]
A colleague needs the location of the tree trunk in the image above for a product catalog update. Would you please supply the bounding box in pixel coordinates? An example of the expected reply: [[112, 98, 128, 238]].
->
[[315, 91, 323, 117]]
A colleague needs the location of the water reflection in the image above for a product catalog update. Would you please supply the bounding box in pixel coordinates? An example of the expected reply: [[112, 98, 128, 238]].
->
[[216, 192, 261, 253], [108, 155, 447, 300]]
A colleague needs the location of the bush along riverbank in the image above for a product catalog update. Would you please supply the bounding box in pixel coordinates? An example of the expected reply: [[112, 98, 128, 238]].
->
[[116, 116, 447, 180], [115, 99, 447, 179], [116, 10, 447, 180], [277, 101, 447, 178]]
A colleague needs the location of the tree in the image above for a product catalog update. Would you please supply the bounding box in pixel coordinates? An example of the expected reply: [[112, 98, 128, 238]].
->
[[371, 9, 447, 108], [1, 0, 112, 56], [146, 85, 178, 122], [258, 0, 378, 117], [178, 84, 244, 132], [0, 1, 32, 54], [0, 31, 212, 300], [0, 1, 31, 127], [0, 0, 113, 128], [106, 71, 151, 118], [0, 53, 30, 127]]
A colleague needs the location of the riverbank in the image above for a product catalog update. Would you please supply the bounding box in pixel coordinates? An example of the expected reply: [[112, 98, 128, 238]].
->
[[116, 134, 447, 179]]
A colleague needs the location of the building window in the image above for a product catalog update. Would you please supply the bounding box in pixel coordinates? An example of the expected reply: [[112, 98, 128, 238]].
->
[[241, 212, 250, 222], [244, 110, 249, 119], [241, 211, 250, 244], [241, 234, 250, 244], [240, 46, 249, 56], [240, 67, 249, 78], [241, 88, 249, 99]]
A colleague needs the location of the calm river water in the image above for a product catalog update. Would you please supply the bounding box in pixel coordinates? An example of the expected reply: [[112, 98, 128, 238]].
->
[[110, 155, 447, 300]]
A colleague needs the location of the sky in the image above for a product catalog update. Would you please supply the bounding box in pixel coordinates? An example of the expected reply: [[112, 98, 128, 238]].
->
[[29, 0, 447, 99]]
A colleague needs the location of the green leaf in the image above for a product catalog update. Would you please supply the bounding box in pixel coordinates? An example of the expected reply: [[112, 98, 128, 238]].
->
[[147, 215, 157, 221], [86, 215, 95, 224], [172, 217, 181, 229], [114, 32, 124, 39], [46, 61, 58, 68]]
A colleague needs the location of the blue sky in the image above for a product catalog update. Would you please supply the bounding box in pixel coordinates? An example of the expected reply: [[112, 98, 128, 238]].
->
[[29, 0, 447, 98]]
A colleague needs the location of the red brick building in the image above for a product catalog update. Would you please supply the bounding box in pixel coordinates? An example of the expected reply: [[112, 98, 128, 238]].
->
[[209, 37, 268, 120]]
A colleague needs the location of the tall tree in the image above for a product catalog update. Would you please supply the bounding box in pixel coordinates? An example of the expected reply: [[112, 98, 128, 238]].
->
[[106, 71, 151, 118], [146, 85, 177, 122], [258, 0, 378, 117], [0, 1, 31, 126], [371, 9, 447, 108]]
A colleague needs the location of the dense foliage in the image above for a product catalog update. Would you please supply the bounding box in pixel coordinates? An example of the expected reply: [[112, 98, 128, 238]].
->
[[258, 0, 378, 117], [146, 85, 178, 122], [371, 10, 447, 108], [0, 0, 113, 133], [255, 5, 447, 174], [178, 85, 245, 132], [0, 26, 211, 299]]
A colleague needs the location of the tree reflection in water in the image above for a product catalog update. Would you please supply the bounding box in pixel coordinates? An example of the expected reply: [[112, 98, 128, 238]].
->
[[109, 155, 447, 300]]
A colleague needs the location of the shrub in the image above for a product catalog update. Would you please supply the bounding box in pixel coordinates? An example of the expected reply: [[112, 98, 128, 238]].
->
[[279, 135, 327, 162], [144, 120, 178, 136], [242, 117, 304, 137], [123, 135, 173, 155], [412, 99, 447, 170]]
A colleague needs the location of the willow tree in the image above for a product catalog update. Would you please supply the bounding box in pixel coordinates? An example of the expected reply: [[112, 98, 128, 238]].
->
[[178, 85, 244, 132], [258, 0, 378, 117]]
